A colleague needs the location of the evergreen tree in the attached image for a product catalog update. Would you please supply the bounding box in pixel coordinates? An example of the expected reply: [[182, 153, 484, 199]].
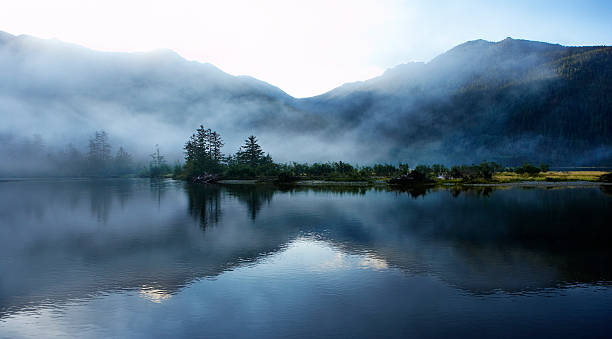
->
[[150, 144, 165, 168], [237, 135, 264, 167], [148, 144, 169, 177], [87, 130, 112, 175], [210, 131, 224, 161], [184, 124, 224, 177], [114, 147, 133, 175]]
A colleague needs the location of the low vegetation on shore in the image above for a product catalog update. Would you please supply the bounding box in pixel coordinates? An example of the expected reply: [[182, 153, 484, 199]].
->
[[13, 126, 605, 185], [137, 124, 610, 186], [49, 126, 605, 185]]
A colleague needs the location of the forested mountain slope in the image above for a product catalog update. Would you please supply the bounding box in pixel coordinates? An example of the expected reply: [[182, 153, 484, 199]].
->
[[300, 38, 612, 165]]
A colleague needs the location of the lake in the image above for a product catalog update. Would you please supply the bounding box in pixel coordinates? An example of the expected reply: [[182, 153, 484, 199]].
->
[[1, 179, 611, 338]]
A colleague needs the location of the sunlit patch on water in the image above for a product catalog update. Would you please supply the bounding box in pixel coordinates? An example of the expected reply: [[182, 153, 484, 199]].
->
[[272, 237, 390, 272], [139, 286, 172, 303], [359, 257, 389, 271]]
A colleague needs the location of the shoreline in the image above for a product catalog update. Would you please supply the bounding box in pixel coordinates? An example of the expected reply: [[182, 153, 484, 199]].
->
[[460, 181, 612, 187], [217, 179, 611, 188], [2, 177, 610, 188]]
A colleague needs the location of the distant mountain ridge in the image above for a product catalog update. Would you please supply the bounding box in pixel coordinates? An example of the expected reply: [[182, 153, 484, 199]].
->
[[1, 31, 611, 172], [300, 37, 612, 165]]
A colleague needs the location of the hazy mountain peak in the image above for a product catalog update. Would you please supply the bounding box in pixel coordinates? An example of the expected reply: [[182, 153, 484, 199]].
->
[[431, 37, 564, 65], [439, 38, 494, 55], [494, 37, 563, 51], [0, 30, 14, 43], [140, 48, 184, 60]]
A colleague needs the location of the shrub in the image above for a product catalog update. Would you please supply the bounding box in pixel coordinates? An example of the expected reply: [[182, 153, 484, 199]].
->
[[516, 163, 541, 176]]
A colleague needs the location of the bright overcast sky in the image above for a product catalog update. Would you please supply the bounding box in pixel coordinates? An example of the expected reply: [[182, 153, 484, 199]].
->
[[2, 0, 611, 97]]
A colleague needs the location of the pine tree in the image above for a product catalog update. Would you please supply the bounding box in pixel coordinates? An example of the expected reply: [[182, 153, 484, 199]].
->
[[183, 124, 224, 177], [149, 144, 168, 177], [195, 125, 209, 162], [87, 130, 112, 175], [210, 131, 224, 161], [150, 144, 165, 168], [237, 135, 264, 167], [114, 147, 133, 175]]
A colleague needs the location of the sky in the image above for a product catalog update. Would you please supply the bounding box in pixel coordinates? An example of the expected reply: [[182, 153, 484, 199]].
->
[[1, 0, 611, 97]]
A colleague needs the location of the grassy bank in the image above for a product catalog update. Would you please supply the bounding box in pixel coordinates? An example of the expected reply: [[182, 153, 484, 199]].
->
[[212, 171, 610, 187], [492, 171, 607, 183]]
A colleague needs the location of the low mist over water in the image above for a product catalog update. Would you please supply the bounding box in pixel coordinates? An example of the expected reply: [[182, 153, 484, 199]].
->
[[1, 179, 611, 338]]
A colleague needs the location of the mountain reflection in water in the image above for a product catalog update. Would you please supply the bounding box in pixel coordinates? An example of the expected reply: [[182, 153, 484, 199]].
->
[[0, 179, 611, 338]]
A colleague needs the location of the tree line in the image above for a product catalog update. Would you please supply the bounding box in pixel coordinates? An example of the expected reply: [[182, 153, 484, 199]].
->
[[173, 123, 552, 182], [0, 130, 176, 177], [0, 124, 553, 181], [85, 131, 134, 176], [0, 131, 137, 177]]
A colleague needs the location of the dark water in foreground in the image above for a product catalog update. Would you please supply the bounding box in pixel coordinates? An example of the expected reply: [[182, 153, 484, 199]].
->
[[1, 179, 611, 338]]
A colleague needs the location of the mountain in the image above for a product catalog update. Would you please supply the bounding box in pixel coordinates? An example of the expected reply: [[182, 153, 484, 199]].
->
[[300, 37, 612, 165], [1, 31, 611, 175], [0, 31, 323, 164]]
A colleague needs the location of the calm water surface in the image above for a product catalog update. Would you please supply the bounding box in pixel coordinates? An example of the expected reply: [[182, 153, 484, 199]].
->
[[1, 179, 611, 338]]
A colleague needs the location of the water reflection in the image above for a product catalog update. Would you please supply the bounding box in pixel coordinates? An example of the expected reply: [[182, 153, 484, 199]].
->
[[224, 185, 275, 220], [186, 184, 222, 228], [0, 179, 611, 324]]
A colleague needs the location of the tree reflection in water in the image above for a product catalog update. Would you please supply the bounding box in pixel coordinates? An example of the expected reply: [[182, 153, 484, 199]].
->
[[225, 185, 275, 220], [186, 184, 222, 228]]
